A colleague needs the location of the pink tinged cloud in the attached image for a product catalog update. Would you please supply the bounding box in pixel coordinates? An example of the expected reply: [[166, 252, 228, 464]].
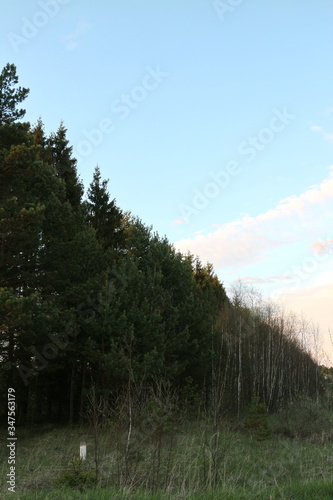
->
[[240, 275, 292, 284], [172, 217, 188, 225], [311, 240, 333, 255], [174, 167, 333, 269], [276, 281, 333, 364]]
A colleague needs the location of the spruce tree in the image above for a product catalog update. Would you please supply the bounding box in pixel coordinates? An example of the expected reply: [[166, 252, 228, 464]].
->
[[86, 166, 124, 250], [49, 122, 83, 207], [30, 118, 52, 164]]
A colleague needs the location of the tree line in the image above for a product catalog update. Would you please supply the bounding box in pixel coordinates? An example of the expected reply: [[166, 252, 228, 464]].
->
[[0, 64, 321, 425]]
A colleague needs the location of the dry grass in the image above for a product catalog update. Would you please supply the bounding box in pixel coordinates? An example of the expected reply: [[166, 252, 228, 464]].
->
[[2, 416, 333, 499]]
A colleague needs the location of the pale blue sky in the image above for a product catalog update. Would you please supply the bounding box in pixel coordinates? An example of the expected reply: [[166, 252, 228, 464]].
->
[[2, 1, 333, 360]]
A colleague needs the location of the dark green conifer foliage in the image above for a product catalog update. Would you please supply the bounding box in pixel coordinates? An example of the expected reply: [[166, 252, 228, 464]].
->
[[86, 166, 124, 249], [0, 63, 29, 125], [0, 64, 30, 150], [0, 122, 31, 151], [0, 140, 63, 295], [49, 122, 83, 207], [0, 64, 323, 425]]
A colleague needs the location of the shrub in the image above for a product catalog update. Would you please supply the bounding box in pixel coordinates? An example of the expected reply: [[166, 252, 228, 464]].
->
[[272, 397, 332, 440], [55, 457, 97, 491]]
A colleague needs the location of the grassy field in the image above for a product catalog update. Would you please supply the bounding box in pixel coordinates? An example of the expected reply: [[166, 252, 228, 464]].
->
[[1, 416, 333, 499]]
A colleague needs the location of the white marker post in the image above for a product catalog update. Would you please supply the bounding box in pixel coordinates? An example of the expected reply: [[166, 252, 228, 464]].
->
[[80, 442, 86, 461]]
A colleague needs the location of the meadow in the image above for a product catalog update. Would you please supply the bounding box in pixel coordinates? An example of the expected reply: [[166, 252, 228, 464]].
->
[[2, 405, 333, 500]]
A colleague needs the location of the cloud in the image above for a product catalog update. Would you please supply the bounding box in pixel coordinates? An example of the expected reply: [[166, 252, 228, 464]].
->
[[174, 167, 333, 269], [311, 240, 333, 255], [240, 275, 292, 284], [61, 21, 90, 50], [310, 125, 323, 132], [324, 132, 333, 143], [274, 280, 333, 364], [172, 216, 187, 225], [310, 124, 333, 143]]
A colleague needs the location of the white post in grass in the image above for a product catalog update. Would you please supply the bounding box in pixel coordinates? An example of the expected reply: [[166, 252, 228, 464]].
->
[[80, 442, 86, 461]]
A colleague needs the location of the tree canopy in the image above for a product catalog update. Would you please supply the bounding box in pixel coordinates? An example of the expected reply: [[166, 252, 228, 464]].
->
[[0, 64, 322, 425], [0, 63, 29, 125]]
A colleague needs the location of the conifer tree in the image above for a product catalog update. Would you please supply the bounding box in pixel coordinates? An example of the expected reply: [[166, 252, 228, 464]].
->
[[49, 122, 83, 207], [0, 63, 29, 125], [0, 64, 30, 150], [0, 63, 322, 424], [86, 166, 124, 250], [30, 118, 53, 164], [31, 118, 46, 147]]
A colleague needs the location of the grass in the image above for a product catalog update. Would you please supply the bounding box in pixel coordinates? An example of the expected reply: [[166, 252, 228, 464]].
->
[[2, 481, 333, 500], [1, 418, 333, 499]]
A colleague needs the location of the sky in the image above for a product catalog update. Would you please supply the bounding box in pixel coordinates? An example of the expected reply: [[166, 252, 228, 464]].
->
[[1, 0, 333, 363]]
